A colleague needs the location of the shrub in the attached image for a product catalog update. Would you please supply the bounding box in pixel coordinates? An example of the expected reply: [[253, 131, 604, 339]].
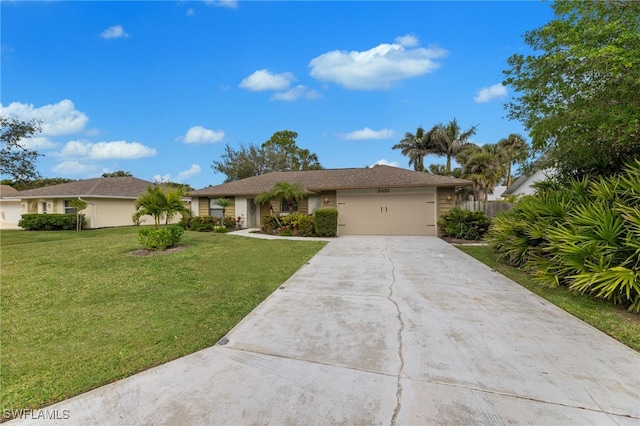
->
[[314, 209, 338, 237], [138, 226, 184, 250], [223, 216, 237, 231], [487, 160, 640, 312], [261, 215, 280, 234], [186, 216, 221, 232], [438, 208, 491, 240], [292, 213, 315, 237], [19, 214, 86, 231]]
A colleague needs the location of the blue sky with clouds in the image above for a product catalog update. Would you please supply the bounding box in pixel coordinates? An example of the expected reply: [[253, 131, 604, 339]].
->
[[1, 1, 554, 189]]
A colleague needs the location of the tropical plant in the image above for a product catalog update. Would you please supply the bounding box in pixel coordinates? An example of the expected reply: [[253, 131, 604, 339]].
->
[[487, 160, 640, 312], [458, 143, 507, 201], [255, 182, 307, 217], [215, 198, 230, 217], [431, 118, 478, 175], [392, 126, 435, 172], [132, 186, 190, 229], [498, 134, 529, 188]]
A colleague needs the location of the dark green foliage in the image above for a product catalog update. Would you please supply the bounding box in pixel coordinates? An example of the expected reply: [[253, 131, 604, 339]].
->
[[1, 116, 42, 181], [487, 160, 640, 312], [260, 215, 280, 234], [137, 226, 184, 250], [19, 214, 86, 231], [260, 213, 316, 237], [314, 209, 338, 237], [222, 216, 238, 230], [438, 208, 491, 240]]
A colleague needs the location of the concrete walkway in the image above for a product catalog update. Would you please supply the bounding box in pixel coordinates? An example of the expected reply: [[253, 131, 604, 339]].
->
[[11, 236, 640, 425]]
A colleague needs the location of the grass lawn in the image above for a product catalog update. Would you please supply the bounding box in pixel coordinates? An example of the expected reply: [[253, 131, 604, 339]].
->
[[0, 227, 326, 413], [457, 245, 640, 352]]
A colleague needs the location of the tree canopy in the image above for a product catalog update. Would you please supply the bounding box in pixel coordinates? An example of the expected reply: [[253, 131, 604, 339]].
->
[[102, 171, 132, 177], [1, 116, 42, 181], [503, 0, 640, 178], [212, 130, 322, 182]]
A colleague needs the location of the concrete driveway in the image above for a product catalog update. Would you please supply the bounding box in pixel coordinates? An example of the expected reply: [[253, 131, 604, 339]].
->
[[11, 236, 640, 425]]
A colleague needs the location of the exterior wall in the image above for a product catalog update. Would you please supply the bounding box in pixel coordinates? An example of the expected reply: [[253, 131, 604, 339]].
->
[[320, 191, 337, 209], [307, 195, 321, 214], [259, 202, 271, 223], [437, 187, 456, 237], [198, 197, 209, 216]]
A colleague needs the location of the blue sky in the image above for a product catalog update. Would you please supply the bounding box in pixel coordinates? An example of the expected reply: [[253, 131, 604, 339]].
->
[[1, 1, 554, 189]]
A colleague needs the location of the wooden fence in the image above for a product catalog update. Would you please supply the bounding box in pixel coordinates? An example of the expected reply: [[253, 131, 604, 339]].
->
[[455, 200, 514, 218]]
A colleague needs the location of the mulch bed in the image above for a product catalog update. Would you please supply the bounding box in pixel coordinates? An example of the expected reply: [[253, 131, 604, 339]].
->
[[440, 237, 488, 246]]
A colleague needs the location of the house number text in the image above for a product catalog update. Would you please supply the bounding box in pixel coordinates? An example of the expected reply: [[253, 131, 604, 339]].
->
[[377, 188, 390, 193]]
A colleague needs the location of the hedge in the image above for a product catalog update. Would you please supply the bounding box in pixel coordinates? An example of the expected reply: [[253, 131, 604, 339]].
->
[[18, 214, 86, 231]]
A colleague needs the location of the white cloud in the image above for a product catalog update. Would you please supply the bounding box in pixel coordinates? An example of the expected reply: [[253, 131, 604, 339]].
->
[[176, 164, 201, 181], [309, 40, 447, 90], [52, 161, 95, 175], [372, 159, 399, 167], [186, 8, 195, 16], [183, 126, 225, 144], [395, 34, 419, 48], [100, 25, 129, 39], [271, 86, 321, 101], [205, 0, 238, 8], [55, 140, 157, 160], [343, 127, 394, 140], [239, 69, 295, 91], [0, 99, 89, 136], [474, 83, 507, 103], [20, 136, 57, 150], [153, 164, 202, 184]]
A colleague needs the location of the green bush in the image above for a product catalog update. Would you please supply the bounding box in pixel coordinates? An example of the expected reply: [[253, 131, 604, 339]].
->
[[314, 209, 338, 237], [438, 208, 491, 240], [223, 216, 238, 231], [138, 226, 184, 250], [185, 216, 223, 232], [487, 160, 640, 312], [293, 213, 315, 237], [261, 215, 279, 234], [18, 214, 86, 231]]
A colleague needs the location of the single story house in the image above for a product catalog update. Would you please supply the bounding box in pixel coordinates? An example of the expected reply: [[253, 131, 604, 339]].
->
[[0, 185, 22, 230], [501, 168, 555, 198], [189, 165, 471, 236], [6, 176, 181, 229]]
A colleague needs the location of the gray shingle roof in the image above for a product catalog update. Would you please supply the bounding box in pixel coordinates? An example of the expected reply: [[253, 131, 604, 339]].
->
[[8, 177, 157, 199], [190, 166, 471, 197], [0, 185, 19, 198]]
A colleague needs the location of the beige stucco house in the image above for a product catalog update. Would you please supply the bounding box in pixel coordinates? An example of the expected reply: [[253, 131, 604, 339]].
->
[[0, 185, 22, 230], [7, 177, 185, 229], [189, 165, 471, 236]]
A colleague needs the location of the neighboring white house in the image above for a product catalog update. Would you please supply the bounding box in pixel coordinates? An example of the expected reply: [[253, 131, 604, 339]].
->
[[501, 169, 555, 198], [0, 185, 22, 230]]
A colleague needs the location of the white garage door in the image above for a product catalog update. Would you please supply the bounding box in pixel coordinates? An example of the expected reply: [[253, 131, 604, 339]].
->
[[337, 192, 436, 236]]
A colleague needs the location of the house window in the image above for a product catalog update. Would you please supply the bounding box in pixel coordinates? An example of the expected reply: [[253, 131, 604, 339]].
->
[[209, 199, 223, 218], [281, 199, 297, 212], [64, 200, 76, 214], [42, 202, 48, 214]]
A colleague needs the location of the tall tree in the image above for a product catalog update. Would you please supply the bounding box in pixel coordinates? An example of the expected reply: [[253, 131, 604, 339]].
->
[[212, 131, 322, 182], [0, 116, 42, 181], [503, 0, 640, 178], [392, 126, 435, 172], [462, 144, 507, 202], [498, 134, 529, 187], [431, 119, 478, 175]]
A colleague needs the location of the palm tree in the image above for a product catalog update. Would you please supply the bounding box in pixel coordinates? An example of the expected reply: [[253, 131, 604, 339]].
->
[[132, 186, 190, 229], [431, 118, 478, 175], [463, 144, 507, 201], [498, 133, 529, 188], [255, 182, 307, 217], [215, 198, 230, 218], [392, 126, 435, 172]]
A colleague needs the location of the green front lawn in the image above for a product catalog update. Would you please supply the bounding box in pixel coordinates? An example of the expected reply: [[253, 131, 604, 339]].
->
[[457, 245, 640, 352], [0, 227, 326, 413]]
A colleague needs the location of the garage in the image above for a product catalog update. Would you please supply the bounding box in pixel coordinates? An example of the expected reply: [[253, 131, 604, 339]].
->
[[337, 189, 436, 236]]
